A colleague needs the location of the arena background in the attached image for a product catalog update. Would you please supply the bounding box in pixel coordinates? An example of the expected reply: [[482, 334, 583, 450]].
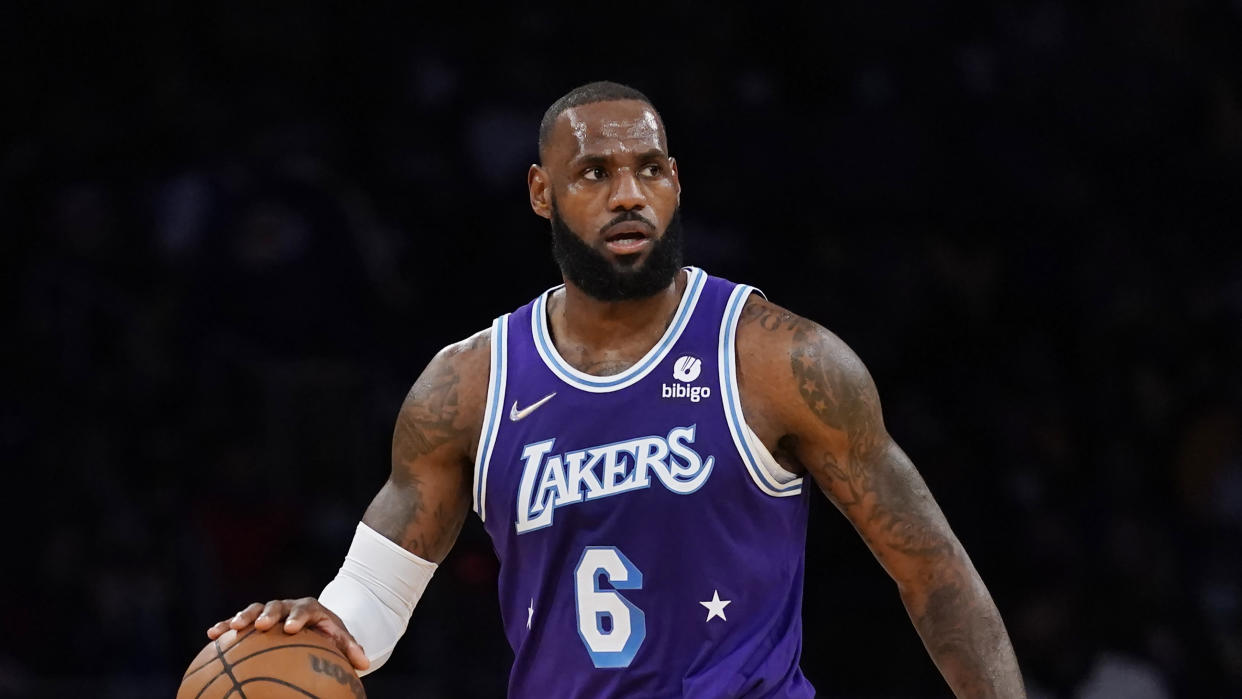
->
[[3, 2, 1240, 697]]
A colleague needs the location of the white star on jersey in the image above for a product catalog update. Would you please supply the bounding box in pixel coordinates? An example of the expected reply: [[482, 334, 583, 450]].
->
[[700, 589, 731, 622], [527, 598, 534, 629]]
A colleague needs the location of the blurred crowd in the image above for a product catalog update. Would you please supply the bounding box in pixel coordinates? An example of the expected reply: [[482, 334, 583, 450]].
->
[[3, 2, 1240, 697]]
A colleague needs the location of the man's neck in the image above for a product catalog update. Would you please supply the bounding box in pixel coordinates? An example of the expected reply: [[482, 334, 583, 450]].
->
[[547, 269, 688, 374]]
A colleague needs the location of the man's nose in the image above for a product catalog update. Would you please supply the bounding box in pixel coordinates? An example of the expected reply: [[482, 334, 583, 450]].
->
[[608, 170, 646, 211]]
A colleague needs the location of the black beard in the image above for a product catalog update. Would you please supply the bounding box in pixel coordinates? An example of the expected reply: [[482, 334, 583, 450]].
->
[[549, 205, 684, 302]]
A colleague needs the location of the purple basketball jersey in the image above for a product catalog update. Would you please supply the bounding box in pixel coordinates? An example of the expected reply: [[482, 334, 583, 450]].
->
[[473, 267, 815, 698]]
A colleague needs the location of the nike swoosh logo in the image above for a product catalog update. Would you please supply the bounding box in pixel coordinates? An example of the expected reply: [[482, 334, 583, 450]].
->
[[510, 392, 557, 422]]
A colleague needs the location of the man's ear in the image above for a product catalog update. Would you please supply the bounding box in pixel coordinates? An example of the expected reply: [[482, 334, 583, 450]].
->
[[669, 156, 681, 206], [528, 164, 552, 220]]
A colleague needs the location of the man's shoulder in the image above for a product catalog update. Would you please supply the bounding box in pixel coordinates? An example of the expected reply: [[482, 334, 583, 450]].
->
[[437, 326, 492, 365], [434, 327, 492, 388], [415, 327, 493, 420], [735, 293, 810, 337], [734, 293, 855, 356], [733, 293, 866, 405]]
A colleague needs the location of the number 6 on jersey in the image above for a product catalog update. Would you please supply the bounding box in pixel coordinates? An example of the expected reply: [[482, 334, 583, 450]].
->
[[574, 547, 646, 668]]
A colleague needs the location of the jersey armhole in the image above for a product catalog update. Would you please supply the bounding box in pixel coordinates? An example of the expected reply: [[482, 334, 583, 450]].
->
[[718, 286, 804, 497], [472, 313, 510, 521]]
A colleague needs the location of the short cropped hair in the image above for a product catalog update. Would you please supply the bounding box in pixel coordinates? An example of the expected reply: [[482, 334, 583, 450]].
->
[[538, 81, 664, 159]]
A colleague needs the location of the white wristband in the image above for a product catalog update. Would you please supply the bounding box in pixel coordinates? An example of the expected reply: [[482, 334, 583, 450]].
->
[[319, 522, 437, 675]]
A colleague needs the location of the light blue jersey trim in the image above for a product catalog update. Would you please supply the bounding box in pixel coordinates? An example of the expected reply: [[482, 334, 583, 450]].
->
[[473, 314, 509, 520], [531, 267, 707, 393], [719, 286, 803, 497]]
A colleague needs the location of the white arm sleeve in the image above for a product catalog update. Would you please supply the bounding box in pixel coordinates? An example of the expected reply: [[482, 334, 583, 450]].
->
[[319, 522, 437, 676]]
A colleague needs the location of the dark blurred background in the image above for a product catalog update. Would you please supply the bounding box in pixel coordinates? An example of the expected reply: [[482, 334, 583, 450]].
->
[[3, 2, 1240, 697]]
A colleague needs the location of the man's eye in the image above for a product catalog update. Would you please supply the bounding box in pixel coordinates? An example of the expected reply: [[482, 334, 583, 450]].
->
[[583, 167, 606, 181], [641, 164, 662, 177]]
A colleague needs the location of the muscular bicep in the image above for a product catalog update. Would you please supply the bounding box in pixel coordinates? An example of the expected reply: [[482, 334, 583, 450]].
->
[[783, 322, 960, 583], [362, 330, 490, 564]]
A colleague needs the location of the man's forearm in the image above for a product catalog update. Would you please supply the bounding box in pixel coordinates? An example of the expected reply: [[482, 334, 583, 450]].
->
[[902, 557, 1025, 698]]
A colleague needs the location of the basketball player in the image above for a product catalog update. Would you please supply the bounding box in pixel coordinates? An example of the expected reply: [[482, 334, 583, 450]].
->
[[208, 82, 1026, 697]]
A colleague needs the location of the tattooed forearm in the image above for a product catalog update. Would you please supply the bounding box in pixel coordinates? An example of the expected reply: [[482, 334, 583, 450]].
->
[[784, 321, 1024, 697], [384, 487, 470, 562], [910, 571, 1019, 697]]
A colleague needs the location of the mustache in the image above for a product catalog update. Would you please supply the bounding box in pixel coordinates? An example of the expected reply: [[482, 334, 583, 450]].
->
[[599, 210, 656, 236]]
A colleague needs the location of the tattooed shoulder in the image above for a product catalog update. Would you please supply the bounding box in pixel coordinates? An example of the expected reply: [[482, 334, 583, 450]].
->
[[787, 321, 881, 437], [391, 328, 492, 480], [734, 295, 871, 426], [737, 294, 812, 334], [733, 296, 842, 455], [735, 296, 885, 461]]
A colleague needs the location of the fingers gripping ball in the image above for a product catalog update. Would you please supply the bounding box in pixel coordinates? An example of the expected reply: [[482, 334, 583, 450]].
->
[[178, 627, 366, 699]]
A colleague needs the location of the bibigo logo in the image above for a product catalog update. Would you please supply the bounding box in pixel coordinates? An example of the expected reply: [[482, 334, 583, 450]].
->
[[673, 355, 702, 382], [663, 355, 711, 403]]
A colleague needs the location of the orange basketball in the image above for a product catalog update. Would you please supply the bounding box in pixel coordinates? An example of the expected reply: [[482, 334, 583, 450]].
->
[[178, 626, 366, 699]]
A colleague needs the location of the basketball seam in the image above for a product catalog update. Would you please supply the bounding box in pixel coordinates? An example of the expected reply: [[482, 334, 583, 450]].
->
[[184, 629, 256, 679], [186, 632, 355, 699], [193, 672, 229, 699], [212, 638, 249, 699]]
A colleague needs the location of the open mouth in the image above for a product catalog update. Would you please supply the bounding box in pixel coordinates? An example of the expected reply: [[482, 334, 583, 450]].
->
[[603, 222, 652, 254]]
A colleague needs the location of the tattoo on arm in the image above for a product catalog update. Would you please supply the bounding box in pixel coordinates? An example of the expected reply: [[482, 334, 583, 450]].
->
[[788, 322, 1024, 697], [738, 299, 809, 333], [390, 369, 461, 475], [364, 334, 486, 562], [789, 326, 951, 556]]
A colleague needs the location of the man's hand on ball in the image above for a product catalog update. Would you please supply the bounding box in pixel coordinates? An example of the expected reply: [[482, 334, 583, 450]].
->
[[206, 598, 370, 672]]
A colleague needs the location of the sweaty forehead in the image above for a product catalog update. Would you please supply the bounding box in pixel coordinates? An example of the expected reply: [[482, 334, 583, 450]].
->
[[552, 100, 666, 161]]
